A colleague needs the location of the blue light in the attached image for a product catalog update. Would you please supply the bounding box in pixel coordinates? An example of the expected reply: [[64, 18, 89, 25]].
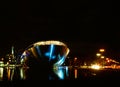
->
[[65, 66, 69, 77], [57, 69, 64, 80], [54, 68, 64, 80], [54, 55, 65, 66], [36, 46, 41, 57], [50, 44, 54, 60], [20, 40, 70, 68], [45, 44, 56, 61]]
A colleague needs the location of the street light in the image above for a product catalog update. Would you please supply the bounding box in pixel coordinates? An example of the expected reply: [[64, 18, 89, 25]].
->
[[96, 53, 101, 57], [99, 49, 105, 53], [101, 56, 105, 59]]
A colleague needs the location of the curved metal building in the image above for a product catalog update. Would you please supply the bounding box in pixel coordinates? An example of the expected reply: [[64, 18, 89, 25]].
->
[[20, 40, 70, 68]]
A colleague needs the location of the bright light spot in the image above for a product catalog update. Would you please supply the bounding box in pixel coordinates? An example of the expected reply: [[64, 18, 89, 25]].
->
[[91, 64, 101, 70], [101, 56, 105, 59], [99, 49, 105, 52], [74, 57, 77, 60], [107, 60, 110, 62], [96, 53, 101, 57], [0, 67, 3, 80], [53, 67, 65, 80]]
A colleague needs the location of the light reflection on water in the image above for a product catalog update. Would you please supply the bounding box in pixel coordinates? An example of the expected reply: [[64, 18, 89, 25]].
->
[[0, 67, 27, 81], [1, 66, 120, 81], [0, 66, 70, 81], [74, 69, 77, 79]]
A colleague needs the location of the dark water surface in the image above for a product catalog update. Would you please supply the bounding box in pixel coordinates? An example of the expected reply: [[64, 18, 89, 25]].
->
[[0, 66, 120, 86], [0, 66, 120, 81]]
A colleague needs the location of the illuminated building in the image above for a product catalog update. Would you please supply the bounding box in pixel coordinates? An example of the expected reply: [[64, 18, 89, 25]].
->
[[20, 40, 70, 68]]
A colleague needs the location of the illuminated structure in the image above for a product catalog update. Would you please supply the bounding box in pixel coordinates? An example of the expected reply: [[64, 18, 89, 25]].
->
[[20, 40, 70, 68]]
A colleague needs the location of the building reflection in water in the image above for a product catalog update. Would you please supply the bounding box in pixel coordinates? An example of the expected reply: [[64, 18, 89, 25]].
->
[[0, 66, 69, 81], [0, 67, 26, 81], [0, 66, 91, 81], [0, 67, 4, 81], [52, 66, 69, 80]]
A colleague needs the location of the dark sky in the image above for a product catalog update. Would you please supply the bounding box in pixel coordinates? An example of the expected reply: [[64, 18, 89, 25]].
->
[[0, 0, 120, 61]]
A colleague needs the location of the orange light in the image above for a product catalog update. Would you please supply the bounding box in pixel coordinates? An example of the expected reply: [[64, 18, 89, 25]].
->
[[91, 64, 101, 70], [107, 60, 110, 62], [96, 53, 101, 57], [101, 56, 105, 59], [99, 49, 105, 52]]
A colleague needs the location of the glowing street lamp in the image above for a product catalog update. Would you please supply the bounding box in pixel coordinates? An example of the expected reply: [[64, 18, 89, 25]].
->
[[99, 49, 105, 52], [96, 53, 101, 57], [101, 56, 105, 59]]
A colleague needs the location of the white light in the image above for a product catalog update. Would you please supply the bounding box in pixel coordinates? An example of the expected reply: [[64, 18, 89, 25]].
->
[[34, 40, 67, 46], [91, 64, 101, 70]]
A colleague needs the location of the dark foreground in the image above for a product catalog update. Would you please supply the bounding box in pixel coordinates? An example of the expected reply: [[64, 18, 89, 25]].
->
[[0, 66, 120, 86]]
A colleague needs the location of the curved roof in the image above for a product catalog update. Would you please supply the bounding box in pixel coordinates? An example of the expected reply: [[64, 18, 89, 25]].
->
[[33, 40, 67, 47]]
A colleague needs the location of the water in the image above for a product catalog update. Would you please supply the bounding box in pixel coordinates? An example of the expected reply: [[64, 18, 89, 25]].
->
[[1, 66, 120, 81], [1, 66, 120, 87]]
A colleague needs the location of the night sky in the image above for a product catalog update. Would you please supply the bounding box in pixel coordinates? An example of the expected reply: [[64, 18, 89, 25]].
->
[[0, 0, 120, 61]]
